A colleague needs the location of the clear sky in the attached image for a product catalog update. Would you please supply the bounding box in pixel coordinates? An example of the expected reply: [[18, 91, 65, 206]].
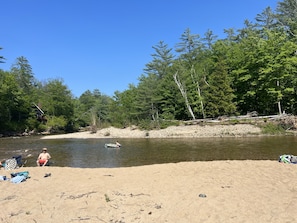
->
[[1, 0, 278, 98]]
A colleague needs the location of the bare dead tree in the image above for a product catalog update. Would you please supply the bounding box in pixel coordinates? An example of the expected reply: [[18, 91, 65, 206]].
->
[[190, 66, 206, 118], [90, 107, 97, 133], [277, 80, 282, 115], [173, 71, 196, 120]]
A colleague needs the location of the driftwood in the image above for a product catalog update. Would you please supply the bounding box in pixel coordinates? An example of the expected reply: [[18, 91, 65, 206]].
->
[[183, 114, 296, 130]]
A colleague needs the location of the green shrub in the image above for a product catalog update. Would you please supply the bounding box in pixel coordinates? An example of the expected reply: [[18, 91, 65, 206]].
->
[[47, 116, 67, 133], [138, 120, 151, 130], [229, 119, 239, 124], [36, 124, 47, 132], [159, 120, 179, 129], [261, 122, 285, 134]]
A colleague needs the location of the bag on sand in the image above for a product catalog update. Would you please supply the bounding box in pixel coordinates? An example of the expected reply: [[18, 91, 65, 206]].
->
[[290, 155, 297, 164], [4, 158, 17, 170], [279, 154, 297, 164]]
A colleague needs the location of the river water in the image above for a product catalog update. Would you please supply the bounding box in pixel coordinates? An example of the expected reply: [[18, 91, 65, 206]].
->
[[0, 136, 296, 168]]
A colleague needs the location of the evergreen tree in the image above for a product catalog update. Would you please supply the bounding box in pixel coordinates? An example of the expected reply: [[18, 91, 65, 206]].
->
[[158, 68, 186, 120], [204, 57, 236, 117], [202, 29, 218, 49], [276, 0, 297, 37], [135, 74, 161, 124], [139, 41, 175, 125], [175, 28, 203, 64], [144, 41, 174, 79], [255, 7, 277, 30], [11, 56, 37, 95]]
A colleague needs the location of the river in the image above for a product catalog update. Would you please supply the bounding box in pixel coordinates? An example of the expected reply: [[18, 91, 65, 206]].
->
[[0, 136, 296, 168]]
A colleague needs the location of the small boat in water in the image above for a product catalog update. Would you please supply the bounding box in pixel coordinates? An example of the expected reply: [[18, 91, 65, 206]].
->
[[104, 141, 121, 148]]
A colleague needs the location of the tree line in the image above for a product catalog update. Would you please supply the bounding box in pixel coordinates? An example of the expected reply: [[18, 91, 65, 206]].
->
[[0, 0, 297, 135]]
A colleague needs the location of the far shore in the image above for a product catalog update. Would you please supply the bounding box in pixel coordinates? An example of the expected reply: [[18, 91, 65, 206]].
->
[[41, 124, 263, 139]]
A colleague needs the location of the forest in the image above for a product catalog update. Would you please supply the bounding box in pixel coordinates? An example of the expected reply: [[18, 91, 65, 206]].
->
[[0, 0, 297, 135]]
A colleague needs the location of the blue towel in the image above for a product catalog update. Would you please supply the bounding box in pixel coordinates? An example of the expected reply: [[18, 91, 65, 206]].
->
[[10, 175, 26, 184]]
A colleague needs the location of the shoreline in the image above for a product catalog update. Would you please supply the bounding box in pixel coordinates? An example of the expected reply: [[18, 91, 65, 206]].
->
[[41, 124, 262, 139]]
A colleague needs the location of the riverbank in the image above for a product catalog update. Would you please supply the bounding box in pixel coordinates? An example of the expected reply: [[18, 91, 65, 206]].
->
[[0, 160, 296, 222], [41, 124, 262, 139]]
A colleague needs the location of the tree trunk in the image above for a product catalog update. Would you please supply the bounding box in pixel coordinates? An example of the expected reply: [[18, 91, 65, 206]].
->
[[173, 71, 196, 120], [277, 80, 282, 115], [190, 66, 206, 118], [90, 108, 97, 133]]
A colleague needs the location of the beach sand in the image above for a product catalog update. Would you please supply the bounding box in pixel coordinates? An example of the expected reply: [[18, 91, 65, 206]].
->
[[41, 124, 262, 139], [0, 161, 296, 223]]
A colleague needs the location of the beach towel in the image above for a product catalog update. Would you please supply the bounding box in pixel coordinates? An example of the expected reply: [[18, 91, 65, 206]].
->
[[11, 171, 29, 178], [10, 175, 26, 184], [10, 171, 30, 184]]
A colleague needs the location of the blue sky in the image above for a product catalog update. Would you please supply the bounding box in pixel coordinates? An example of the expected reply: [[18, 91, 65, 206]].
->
[[1, 0, 278, 98]]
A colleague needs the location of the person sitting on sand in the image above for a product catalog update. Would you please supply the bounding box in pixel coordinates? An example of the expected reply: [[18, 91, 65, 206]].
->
[[36, 148, 51, 167]]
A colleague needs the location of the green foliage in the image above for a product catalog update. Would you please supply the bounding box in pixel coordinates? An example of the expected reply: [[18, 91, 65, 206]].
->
[[228, 28, 297, 115], [175, 28, 203, 63], [46, 116, 67, 133], [261, 122, 286, 134], [144, 41, 174, 79], [11, 56, 36, 95], [137, 119, 179, 130], [204, 51, 236, 118], [276, 0, 297, 37], [229, 119, 240, 124], [159, 120, 180, 129], [137, 119, 151, 130], [0, 70, 31, 133], [41, 79, 74, 117], [75, 89, 112, 128], [108, 88, 139, 127]]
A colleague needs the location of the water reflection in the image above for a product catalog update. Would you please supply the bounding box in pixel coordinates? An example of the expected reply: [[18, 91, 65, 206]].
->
[[0, 136, 296, 168]]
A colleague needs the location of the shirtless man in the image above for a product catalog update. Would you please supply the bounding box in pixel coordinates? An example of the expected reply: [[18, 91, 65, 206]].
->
[[36, 148, 51, 166]]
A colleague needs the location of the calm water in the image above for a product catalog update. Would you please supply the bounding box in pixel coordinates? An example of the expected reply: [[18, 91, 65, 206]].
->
[[0, 136, 296, 168]]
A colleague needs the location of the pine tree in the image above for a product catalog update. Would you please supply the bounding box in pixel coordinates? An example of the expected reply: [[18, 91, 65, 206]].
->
[[204, 57, 236, 118]]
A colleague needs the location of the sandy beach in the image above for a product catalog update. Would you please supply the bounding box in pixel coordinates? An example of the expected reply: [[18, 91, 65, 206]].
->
[[0, 161, 296, 223], [41, 124, 262, 139]]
